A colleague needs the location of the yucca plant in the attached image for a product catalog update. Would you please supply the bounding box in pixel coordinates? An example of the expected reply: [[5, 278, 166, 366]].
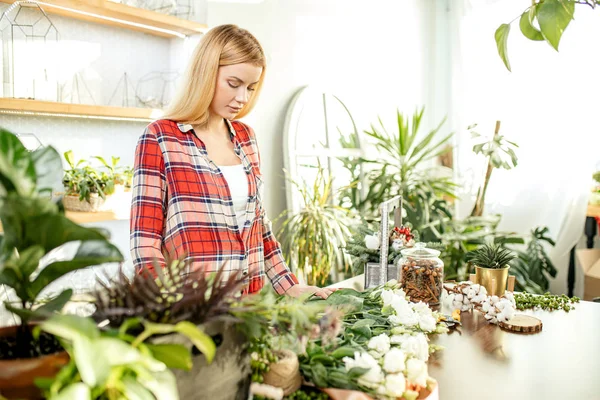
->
[[277, 166, 353, 286], [360, 107, 457, 241], [93, 258, 246, 327], [466, 242, 516, 269]]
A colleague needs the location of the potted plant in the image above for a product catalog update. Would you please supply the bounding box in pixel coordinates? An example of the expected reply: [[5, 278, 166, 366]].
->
[[277, 166, 354, 286], [93, 155, 133, 191], [0, 128, 124, 399], [466, 242, 516, 296], [36, 313, 213, 399], [62, 150, 115, 212]]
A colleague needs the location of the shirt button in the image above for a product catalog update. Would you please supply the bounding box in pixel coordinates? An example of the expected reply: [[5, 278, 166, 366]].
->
[[243, 270, 248, 276]]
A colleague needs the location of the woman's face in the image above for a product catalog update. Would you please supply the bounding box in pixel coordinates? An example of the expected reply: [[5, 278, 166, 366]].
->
[[210, 63, 262, 120]]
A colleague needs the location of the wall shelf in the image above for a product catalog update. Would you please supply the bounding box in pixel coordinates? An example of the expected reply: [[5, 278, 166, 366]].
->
[[0, 0, 207, 38], [0, 98, 162, 121]]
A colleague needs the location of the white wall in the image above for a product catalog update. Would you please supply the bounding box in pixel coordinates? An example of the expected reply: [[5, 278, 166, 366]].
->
[[206, 0, 432, 223]]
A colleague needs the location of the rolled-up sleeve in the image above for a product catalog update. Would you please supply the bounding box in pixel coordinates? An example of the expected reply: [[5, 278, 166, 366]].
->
[[130, 128, 167, 273], [262, 211, 299, 294]]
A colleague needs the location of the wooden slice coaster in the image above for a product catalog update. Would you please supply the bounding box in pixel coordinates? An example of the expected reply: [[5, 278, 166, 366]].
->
[[498, 314, 543, 333]]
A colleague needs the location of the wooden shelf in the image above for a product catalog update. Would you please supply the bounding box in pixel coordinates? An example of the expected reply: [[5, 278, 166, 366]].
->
[[0, 211, 127, 233], [0, 0, 207, 38], [65, 210, 129, 224], [0, 98, 162, 121]]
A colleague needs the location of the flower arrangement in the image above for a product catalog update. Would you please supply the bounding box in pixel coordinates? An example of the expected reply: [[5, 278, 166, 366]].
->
[[293, 280, 448, 400], [444, 282, 516, 324]]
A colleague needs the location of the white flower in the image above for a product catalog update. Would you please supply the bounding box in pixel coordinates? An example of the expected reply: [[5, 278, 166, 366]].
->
[[343, 351, 378, 371], [389, 298, 419, 327], [394, 288, 406, 298], [381, 289, 396, 308], [358, 364, 384, 389], [368, 333, 391, 356], [250, 383, 284, 400], [365, 234, 380, 250], [384, 373, 406, 397], [383, 348, 406, 373], [394, 333, 429, 362], [411, 302, 431, 316], [418, 314, 437, 333], [406, 358, 428, 387]]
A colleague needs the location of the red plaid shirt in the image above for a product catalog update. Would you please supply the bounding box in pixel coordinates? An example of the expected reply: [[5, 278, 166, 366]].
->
[[130, 119, 298, 295]]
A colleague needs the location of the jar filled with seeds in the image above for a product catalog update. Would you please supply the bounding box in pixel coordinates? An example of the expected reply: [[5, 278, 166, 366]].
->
[[398, 242, 443, 305]]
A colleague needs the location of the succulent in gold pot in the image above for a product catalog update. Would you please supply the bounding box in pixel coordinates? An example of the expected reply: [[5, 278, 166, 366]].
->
[[466, 243, 516, 296]]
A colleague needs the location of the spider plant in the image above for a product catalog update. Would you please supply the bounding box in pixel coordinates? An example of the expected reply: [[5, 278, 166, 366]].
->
[[277, 166, 353, 286]]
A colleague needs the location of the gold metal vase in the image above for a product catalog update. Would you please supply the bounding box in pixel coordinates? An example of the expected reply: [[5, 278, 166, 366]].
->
[[475, 265, 510, 296]]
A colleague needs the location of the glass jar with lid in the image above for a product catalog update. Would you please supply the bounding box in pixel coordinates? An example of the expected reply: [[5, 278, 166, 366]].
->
[[398, 242, 444, 305]]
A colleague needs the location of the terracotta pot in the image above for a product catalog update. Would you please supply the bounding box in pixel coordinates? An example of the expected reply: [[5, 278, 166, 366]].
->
[[0, 325, 69, 400], [475, 265, 510, 297]]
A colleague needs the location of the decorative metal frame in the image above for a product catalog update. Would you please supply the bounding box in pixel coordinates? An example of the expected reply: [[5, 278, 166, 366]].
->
[[135, 70, 180, 109], [364, 195, 403, 289], [0, 1, 59, 100], [108, 72, 137, 107]]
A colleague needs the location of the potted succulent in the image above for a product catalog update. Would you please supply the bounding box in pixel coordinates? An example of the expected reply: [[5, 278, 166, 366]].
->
[[466, 243, 516, 296], [0, 128, 124, 399]]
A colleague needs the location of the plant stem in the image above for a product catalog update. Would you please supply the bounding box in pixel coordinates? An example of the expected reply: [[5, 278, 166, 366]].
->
[[471, 121, 501, 217]]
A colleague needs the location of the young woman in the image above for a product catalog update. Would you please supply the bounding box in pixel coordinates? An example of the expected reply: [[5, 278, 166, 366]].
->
[[130, 24, 334, 299]]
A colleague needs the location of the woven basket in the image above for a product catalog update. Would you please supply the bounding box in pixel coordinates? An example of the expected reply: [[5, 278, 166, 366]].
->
[[62, 194, 106, 213]]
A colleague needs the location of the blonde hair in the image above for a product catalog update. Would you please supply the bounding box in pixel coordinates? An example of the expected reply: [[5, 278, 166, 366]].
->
[[163, 24, 266, 126]]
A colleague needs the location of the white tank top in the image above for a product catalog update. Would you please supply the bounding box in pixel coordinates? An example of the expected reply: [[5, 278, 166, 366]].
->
[[219, 164, 249, 231]]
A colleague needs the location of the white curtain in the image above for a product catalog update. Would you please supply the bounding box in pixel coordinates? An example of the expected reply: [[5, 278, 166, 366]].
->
[[445, 0, 600, 295]]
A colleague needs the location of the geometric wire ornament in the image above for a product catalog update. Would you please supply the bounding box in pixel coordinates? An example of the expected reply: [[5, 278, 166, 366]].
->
[[59, 72, 96, 105], [135, 70, 180, 109], [118, 0, 194, 19], [0, 1, 60, 100], [108, 72, 137, 107], [16, 132, 43, 151]]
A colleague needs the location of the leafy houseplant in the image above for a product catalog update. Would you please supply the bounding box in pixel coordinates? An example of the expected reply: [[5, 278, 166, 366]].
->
[[494, 0, 598, 71], [93, 155, 134, 189], [469, 121, 518, 217], [0, 128, 124, 399], [509, 227, 558, 293], [37, 315, 187, 400], [62, 150, 114, 203], [466, 242, 517, 296], [277, 166, 354, 286], [359, 107, 457, 242]]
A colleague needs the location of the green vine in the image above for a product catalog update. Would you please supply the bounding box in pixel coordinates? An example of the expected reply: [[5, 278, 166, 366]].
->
[[514, 292, 580, 311]]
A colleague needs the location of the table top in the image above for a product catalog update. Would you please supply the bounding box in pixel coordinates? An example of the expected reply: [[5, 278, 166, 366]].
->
[[329, 275, 600, 400], [588, 204, 600, 218], [429, 300, 600, 400]]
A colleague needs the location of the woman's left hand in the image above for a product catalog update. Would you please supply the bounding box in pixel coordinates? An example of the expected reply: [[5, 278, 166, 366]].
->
[[286, 284, 336, 299]]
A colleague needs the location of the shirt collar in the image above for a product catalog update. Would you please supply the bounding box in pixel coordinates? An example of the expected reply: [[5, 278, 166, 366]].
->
[[177, 119, 237, 137]]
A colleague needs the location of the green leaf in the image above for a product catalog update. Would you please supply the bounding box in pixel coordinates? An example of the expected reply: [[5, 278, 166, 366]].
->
[[31, 146, 63, 195], [51, 383, 91, 400], [146, 343, 192, 371], [22, 212, 110, 254], [141, 370, 179, 400], [73, 335, 109, 387], [352, 319, 376, 329], [99, 337, 143, 366], [30, 240, 123, 298], [0, 128, 36, 196], [495, 24, 512, 72], [172, 321, 216, 364], [537, 0, 574, 51], [519, 10, 544, 41], [347, 367, 370, 379], [41, 314, 100, 341], [34, 289, 73, 316], [16, 245, 45, 279], [121, 377, 156, 400]]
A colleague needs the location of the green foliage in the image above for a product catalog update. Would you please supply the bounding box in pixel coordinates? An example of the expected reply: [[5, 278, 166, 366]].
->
[[466, 242, 517, 269], [277, 166, 353, 286], [470, 125, 518, 170], [359, 107, 456, 241], [509, 227, 558, 293], [593, 171, 600, 184], [37, 314, 201, 400], [495, 0, 582, 71], [514, 292, 580, 311], [62, 150, 114, 202], [0, 128, 123, 355], [93, 259, 246, 327]]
